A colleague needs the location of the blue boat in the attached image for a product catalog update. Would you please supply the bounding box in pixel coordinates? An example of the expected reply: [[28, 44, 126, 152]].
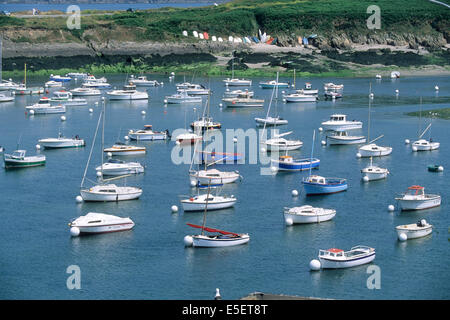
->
[[302, 175, 348, 195], [49, 75, 72, 82], [271, 155, 320, 171]]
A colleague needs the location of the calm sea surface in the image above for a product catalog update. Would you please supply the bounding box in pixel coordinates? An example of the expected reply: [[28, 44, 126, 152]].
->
[[0, 73, 449, 299]]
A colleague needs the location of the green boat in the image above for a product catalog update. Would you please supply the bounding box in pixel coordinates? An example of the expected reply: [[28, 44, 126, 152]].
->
[[3, 150, 46, 169], [427, 164, 443, 172]]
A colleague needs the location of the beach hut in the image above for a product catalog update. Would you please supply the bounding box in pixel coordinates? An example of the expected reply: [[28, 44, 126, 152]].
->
[[212, 36, 217, 42], [203, 32, 209, 40], [193, 31, 199, 38], [182, 30, 188, 37]]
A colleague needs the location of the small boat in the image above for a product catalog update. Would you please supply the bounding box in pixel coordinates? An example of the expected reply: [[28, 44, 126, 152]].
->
[[176, 83, 209, 95], [255, 116, 288, 126], [222, 97, 264, 108], [300, 82, 319, 95], [197, 151, 243, 164], [104, 143, 146, 156], [284, 92, 318, 102], [65, 72, 88, 80], [12, 85, 44, 95], [184, 224, 250, 248], [190, 117, 221, 132], [396, 219, 433, 241], [3, 149, 46, 169], [45, 80, 63, 88], [323, 83, 344, 91], [181, 193, 237, 211], [129, 75, 159, 87], [128, 125, 170, 141], [321, 114, 362, 131], [70, 87, 101, 96], [375, 74, 382, 79], [96, 159, 144, 176], [49, 74, 71, 82], [165, 90, 202, 104], [271, 155, 320, 172], [223, 89, 254, 98], [83, 75, 107, 83], [0, 79, 20, 91], [106, 89, 148, 100], [391, 71, 400, 79], [412, 139, 440, 151], [82, 81, 111, 89], [26, 98, 66, 114], [284, 205, 336, 224], [395, 185, 441, 211], [80, 184, 143, 202], [38, 134, 85, 148], [361, 157, 389, 181], [223, 78, 252, 86], [0, 93, 14, 102], [324, 91, 343, 99], [69, 212, 135, 236], [264, 131, 303, 152], [259, 80, 290, 89], [358, 142, 392, 157], [302, 175, 348, 195], [313, 246, 375, 269], [326, 131, 366, 145], [50, 90, 87, 106], [175, 132, 202, 145], [189, 168, 240, 186], [427, 164, 443, 172]]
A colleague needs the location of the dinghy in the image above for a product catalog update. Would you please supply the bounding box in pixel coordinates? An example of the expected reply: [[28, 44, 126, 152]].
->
[[396, 219, 433, 241]]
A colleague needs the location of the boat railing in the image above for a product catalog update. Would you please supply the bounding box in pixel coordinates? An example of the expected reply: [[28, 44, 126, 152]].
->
[[350, 245, 374, 253]]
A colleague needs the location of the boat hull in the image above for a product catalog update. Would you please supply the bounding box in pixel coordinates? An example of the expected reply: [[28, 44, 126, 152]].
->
[[128, 133, 167, 141], [395, 226, 432, 239], [77, 222, 135, 234], [39, 139, 85, 148], [319, 253, 375, 269], [190, 173, 240, 185], [302, 181, 348, 195], [192, 234, 250, 247], [271, 158, 320, 171], [358, 145, 393, 157], [80, 189, 142, 201], [4, 158, 46, 168], [396, 197, 441, 211], [284, 211, 335, 224], [327, 136, 366, 145], [413, 142, 440, 151], [181, 199, 237, 211]]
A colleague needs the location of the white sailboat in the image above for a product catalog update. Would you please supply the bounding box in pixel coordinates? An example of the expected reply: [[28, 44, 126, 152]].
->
[[284, 205, 336, 225], [223, 55, 252, 86], [255, 72, 288, 126], [79, 99, 142, 202], [411, 106, 439, 152], [361, 157, 389, 181]]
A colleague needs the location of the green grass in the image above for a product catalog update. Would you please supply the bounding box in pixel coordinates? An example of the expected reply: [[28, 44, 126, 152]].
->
[[407, 108, 450, 120]]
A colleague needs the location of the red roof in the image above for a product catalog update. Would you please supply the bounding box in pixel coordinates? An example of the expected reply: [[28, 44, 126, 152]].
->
[[408, 185, 424, 190], [327, 248, 343, 253]]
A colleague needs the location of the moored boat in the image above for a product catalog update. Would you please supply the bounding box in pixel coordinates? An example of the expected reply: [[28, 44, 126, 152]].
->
[[69, 212, 135, 236], [80, 184, 143, 201], [326, 131, 366, 145], [271, 155, 320, 172], [259, 80, 289, 89], [302, 175, 348, 195], [311, 246, 375, 269], [96, 159, 144, 176], [395, 185, 441, 211], [38, 134, 85, 148], [184, 224, 250, 247], [396, 219, 433, 241], [128, 125, 170, 141], [321, 114, 362, 131], [106, 89, 148, 100], [3, 149, 46, 169], [181, 193, 237, 211], [284, 205, 336, 224], [70, 87, 101, 96], [104, 143, 146, 156], [222, 97, 264, 108]]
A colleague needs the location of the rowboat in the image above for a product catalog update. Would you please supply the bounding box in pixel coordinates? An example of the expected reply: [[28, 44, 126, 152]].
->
[[311, 246, 375, 269], [396, 219, 433, 241], [395, 185, 441, 211], [3, 150, 46, 169], [284, 205, 336, 224], [271, 155, 320, 172], [69, 212, 135, 236]]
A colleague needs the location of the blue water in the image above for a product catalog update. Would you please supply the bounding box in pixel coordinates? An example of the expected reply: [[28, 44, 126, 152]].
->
[[0, 73, 449, 299], [0, 2, 217, 13]]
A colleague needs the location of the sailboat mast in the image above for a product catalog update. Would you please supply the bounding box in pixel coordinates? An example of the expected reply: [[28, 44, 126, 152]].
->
[[101, 98, 105, 181], [293, 69, 296, 88], [367, 83, 372, 142], [308, 130, 315, 177], [201, 179, 212, 236], [24, 63, 27, 88], [275, 71, 279, 100]]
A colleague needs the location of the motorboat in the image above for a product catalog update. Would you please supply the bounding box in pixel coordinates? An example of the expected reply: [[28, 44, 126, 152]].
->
[[165, 90, 202, 104], [106, 89, 148, 100], [427, 164, 444, 172], [70, 87, 101, 96], [68, 212, 135, 236], [26, 98, 66, 114], [323, 83, 344, 91], [283, 205, 336, 224], [128, 125, 170, 141], [190, 117, 221, 132], [181, 193, 237, 211], [38, 134, 85, 148], [321, 114, 362, 131], [3, 149, 46, 169], [49, 74, 71, 82], [197, 151, 243, 164], [129, 75, 159, 87], [326, 131, 366, 145], [223, 89, 254, 98], [83, 75, 107, 83], [376, 74, 382, 79], [391, 71, 400, 79], [12, 85, 44, 95], [82, 81, 111, 89], [45, 80, 63, 88], [263, 131, 303, 152], [175, 132, 202, 145], [0, 79, 20, 91], [223, 78, 252, 86], [271, 155, 320, 172], [80, 184, 143, 201], [0, 93, 14, 102], [50, 90, 87, 106], [395, 185, 441, 211], [65, 72, 88, 80], [259, 80, 290, 89], [361, 157, 389, 181], [284, 92, 318, 102], [222, 97, 264, 108], [412, 139, 439, 151], [184, 224, 250, 248], [312, 246, 375, 269], [255, 116, 288, 126], [324, 91, 343, 99], [96, 159, 144, 176], [176, 83, 209, 95], [301, 82, 319, 95], [396, 219, 433, 241], [189, 168, 240, 186], [104, 143, 146, 156], [302, 175, 348, 195]]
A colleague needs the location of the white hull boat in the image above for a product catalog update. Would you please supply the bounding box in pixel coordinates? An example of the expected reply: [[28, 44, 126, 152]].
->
[[69, 212, 135, 236], [223, 89, 254, 98], [361, 158, 389, 181], [265, 138, 303, 151], [412, 139, 439, 151], [222, 98, 264, 108], [45, 81, 63, 88], [181, 194, 236, 211], [223, 78, 252, 86], [358, 143, 392, 157], [326, 131, 366, 145], [38, 136, 85, 148], [80, 184, 142, 202], [128, 125, 169, 141], [186, 233, 250, 247], [26, 104, 66, 114], [321, 114, 362, 131], [284, 205, 336, 224], [175, 133, 202, 145], [96, 159, 144, 176], [106, 90, 148, 100], [104, 144, 146, 156], [0, 93, 14, 102], [129, 75, 159, 87], [395, 185, 441, 211], [70, 87, 101, 96], [255, 116, 288, 126], [166, 90, 202, 104], [314, 246, 375, 269], [396, 219, 433, 240], [0, 79, 20, 91], [284, 93, 317, 102], [189, 169, 240, 186], [50, 90, 87, 106]]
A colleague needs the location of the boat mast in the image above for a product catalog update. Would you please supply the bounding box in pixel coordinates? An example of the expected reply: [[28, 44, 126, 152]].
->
[[24, 63, 27, 88], [260, 73, 278, 142], [100, 98, 105, 183], [293, 69, 296, 89], [200, 178, 212, 236], [367, 83, 372, 142], [308, 130, 316, 177]]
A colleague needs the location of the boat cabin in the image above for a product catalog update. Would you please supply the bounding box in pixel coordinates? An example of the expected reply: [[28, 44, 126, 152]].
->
[[329, 114, 347, 122], [319, 248, 344, 258], [308, 175, 326, 184], [279, 155, 293, 163], [305, 82, 312, 89], [405, 185, 425, 196], [10, 150, 26, 159], [52, 91, 72, 99]]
